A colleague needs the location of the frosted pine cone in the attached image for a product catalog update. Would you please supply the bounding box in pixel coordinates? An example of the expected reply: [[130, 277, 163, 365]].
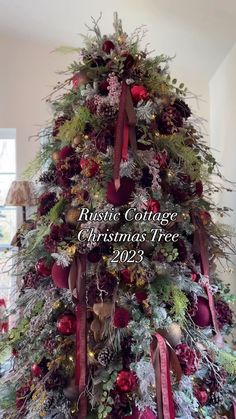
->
[[97, 346, 113, 366]]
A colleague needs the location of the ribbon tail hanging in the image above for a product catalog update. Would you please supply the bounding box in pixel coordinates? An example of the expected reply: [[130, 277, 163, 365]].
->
[[114, 81, 128, 190], [151, 333, 175, 419], [113, 81, 137, 190], [74, 254, 87, 419]]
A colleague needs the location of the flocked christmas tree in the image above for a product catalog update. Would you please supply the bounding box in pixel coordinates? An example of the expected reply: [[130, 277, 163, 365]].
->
[[0, 13, 235, 419]]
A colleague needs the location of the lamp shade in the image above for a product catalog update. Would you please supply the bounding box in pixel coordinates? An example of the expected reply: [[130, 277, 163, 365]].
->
[[5, 181, 37, 207]]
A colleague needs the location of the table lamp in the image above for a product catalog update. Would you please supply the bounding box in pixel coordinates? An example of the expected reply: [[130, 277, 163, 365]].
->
[[5, 180, 37, 222]]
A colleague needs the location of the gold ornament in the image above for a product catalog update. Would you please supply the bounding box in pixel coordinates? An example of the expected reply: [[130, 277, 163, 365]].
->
[[65, 207, 81, 225], [72, 135, 81, 146], [158, 323, 182, 347], [52, 150, 60, 163]]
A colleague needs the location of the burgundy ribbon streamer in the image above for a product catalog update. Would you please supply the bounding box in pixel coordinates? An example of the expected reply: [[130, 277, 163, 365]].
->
[[192, 213, 220, 335], [114, 80, 137, 190], [151, 333, 176, 419], [69, 254, 87, 418]]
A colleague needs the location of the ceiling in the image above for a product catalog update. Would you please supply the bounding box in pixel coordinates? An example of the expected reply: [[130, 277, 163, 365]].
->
[[0, 0, 236, 81]]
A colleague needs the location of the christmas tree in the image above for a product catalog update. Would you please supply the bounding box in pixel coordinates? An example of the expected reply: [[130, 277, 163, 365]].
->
[[0, 13, 235, 419]]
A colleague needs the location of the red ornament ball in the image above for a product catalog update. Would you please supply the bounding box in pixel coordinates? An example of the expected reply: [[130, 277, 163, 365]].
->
[[51, 263, 70, 289], [57, 313, 76, 336], [80, 158, 99, 177], [31, 363, 43, 378], [107, 177, 135, 206], [113, 307, 131, 328], [131, 85, 149, 105], [35, 259, 52, 278], [192, 296, 212, 328], [116, 370, 138, 392], [102, 40, 115, 54], [145, 198, 160, 213]]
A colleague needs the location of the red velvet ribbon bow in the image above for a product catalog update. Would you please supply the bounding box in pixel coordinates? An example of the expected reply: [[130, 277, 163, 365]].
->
[[114, 80, 137, 190], [69, 254, 87, 418], [151, 333, 182, 419], [192, 213, 220, 336]]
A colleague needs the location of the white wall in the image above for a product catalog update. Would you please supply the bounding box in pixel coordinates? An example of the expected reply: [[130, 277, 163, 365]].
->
[[210, 43, 236, 293], [0, 35, 72, 178]]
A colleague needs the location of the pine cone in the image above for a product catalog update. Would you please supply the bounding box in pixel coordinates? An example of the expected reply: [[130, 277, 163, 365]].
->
[[38, 170, 55, 184], [209, 391, 224, 405], [158, 105, 183, 134], [97, 346, 113, 367]]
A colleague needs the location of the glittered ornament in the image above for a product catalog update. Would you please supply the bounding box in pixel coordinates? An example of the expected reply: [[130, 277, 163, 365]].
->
[[106, 177, 135, 206], [80, 158, 99, 177], [35, 259, 52, 278], [116, 370, 138, 392], [192, 296, 212, 328], [31, 363, 43, 378], [131, 85, 149, 105], [51, 263, 70, 288], [65, 207, 81, 225], [102, 40, 115, 54], [56, 313, 76, 336]]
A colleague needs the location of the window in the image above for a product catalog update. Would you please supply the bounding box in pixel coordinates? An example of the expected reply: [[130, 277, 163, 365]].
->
[[0, 129, 16, 310]]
